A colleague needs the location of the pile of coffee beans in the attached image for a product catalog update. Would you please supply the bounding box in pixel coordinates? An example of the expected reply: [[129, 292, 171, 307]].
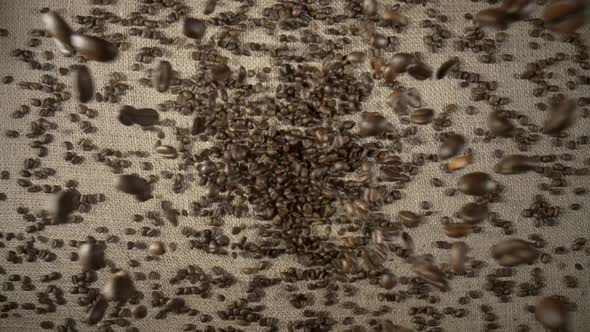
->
[[0, 0, 588, 331]]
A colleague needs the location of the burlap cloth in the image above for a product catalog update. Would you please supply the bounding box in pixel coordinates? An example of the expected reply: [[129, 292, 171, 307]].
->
[[0, 0, 589, 331]]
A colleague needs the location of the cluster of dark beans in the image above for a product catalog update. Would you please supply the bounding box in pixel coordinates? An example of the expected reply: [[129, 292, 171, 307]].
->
[[0, 0, 589, 331]]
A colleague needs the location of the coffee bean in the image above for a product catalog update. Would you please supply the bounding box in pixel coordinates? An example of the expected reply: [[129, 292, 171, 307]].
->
[[70, 33, 118, 62], [488, 112, 515, 137], [450, 242, 467, 274], [398, 210, 422, 228], [116, 174, 152, 202], [404, 88, 422, 108], [78, 242, 106, 272], [204, 0, 217, 15], [476, 7, 509, 29], [86, 296, 108, 325], [457, 172, 497, 196], [494, 155, 536, 174], [543, 0, 586, 33], [407, 62, 433, 80], [501, 0, 535, 16], [378, 273, 396, 290], [408, 256, 448, 290], [182, 17, 207, 39], [444, 222, 473, 238], [543, 99, 577, 135], [102, 271, 135, 302], [118, 106, 159, 127], [534, 296, 568, 330], [447, 155, 472, 172], [384, 53, 415, 82], [410, 108, 435, 124], [439, 133, 465, 160], [152, 60, 172, 93], [47, 192, 72, 221], [491, 239, 538, 266], [436, 57, 460, 80], [132, 305, 148, 319], [382, 9, 409, 26], [362, 0, 378, 16], [70, 65, 94, 103], [149, 241, 166, 256], [41, 11, 74, 55], [459, 203, 489, 224]]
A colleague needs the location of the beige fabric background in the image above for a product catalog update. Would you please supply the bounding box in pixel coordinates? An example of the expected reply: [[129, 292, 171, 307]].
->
[[0, 0, 589, 331]]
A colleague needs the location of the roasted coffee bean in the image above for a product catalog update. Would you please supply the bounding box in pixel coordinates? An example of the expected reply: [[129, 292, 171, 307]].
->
[[191, 116, 206, 135], [491, 239, 538, 266], [359, 112, 391, 137], [362, 0, 378, 16], [436, 57, 460, 80], [488, 112, 515, 137], [410, 108, 435, 124], [204, 0, 217, 15], [152, 60, 172, 93], [444, 222, 473, 238], [132, 305, 148, 319], [439, 134, 465, 160], [477, 7, 510, 29], [457, 172, 497, 196], [450, 242, 467, 274], [459, 203, 489, 224], [70, 65, 94, 103], [382, 9, 409, 26], [378, 273, 396, 290], [116, 174, 152, 201], [42, 11, 74, 55], [155, 145, 178, 159], [404, 88, 422, 108], [447, 155, 471, 172], [70, 33, 118, 62], [535, 296, 568, 330], [102, 271, 135, 302], [408, 256, 448, 290], [399, 210, 422, 228], [494, 155, 536, 174], [384, 53, 415, 82], [48, 189, 80, 224], [182, 17, 207, 39], [79, 242, 106, 272], [501, 0, 535, 16], [407, 62, 433, 80], [149, 241, 166, 256], [543, 99, 577, 135], [543, 0, 587, 33], [86, 296, 108, 325], [118, 106, 159, 127], [211, 64, 231, 82]]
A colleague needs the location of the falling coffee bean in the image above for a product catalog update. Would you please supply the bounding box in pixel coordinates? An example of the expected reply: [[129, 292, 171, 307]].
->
[[488, 112, 515, 137], [407, 62, 433, 80], [543, 0, 587, 33], [404, 87, 422, 108], [457, 172, 497, 196], [459, 202, 489, 224], [78, 242, 106, 272], [155, 145, 178, 159], [204, 0, 217, 15], [378, 272, 396, 290], [86, 296, 108, 325], [182, 17, 207, 39], [450, 242, 467, 274], [70, 33, 118, 62], [534, 296, 568, 331], [118, 106, 159, 127], [362, 0, 378, 16], [359, 112, 392, 137], [102, 270, 136, 302], [48, 189, 80, 224], [476, 7, 510, 29], [408, 255, 448, 290], [444, 222, 473, 238], [501, 0, 535, 17], [149, 241, 166, 256], [543, 99, 577, 135], [447, 155, 471, 172], [382, 9, 409, 26], [70, 65, 94, 103], [494, 154, 536, 174], [152, 60, 172, 93], [410, 108, 435, 124], [491, 239, 538, 266], [41, 11, 74, 55], [436, 57, 460, 79], [398, 210, 422, 228], [384, 53, 415, 82], [438, 133, 465, 160], [116, 174, 152, 201]]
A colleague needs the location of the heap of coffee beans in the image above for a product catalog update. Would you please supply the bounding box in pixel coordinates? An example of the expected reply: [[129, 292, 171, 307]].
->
[[0, 0, 588, 331]]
